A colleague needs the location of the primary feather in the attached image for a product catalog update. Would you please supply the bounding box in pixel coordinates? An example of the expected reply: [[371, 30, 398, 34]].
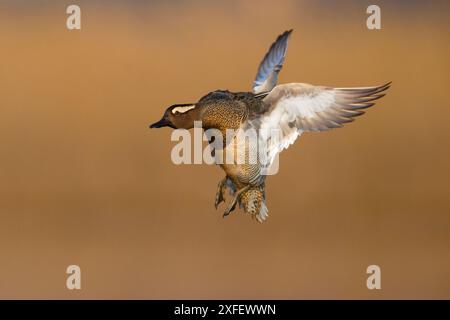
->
[[252, 30, 293, 94]]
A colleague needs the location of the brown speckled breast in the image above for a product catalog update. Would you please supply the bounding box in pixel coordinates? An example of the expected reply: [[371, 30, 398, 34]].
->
[[199, 90, 266, 188]]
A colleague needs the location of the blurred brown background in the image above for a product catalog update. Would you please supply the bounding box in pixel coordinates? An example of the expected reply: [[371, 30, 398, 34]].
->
[[0, 0, 449, 299]]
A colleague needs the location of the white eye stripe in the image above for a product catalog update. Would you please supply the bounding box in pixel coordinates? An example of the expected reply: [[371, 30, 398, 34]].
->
[[172, 105, 195, 114]]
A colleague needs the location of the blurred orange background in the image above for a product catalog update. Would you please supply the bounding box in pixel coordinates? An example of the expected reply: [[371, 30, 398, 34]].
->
[[0, 0, 449, 299]]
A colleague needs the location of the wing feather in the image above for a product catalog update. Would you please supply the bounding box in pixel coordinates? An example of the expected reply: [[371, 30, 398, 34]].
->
[[248, 82, 391, 166], [252, 30, 293, 94]]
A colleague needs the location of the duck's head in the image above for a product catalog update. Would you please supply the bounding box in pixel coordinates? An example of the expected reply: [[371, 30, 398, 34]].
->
[[150, 103, 199, 129]]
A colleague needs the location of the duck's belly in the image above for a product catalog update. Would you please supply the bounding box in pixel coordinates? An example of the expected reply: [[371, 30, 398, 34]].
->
[[215, 136, 263, 188]]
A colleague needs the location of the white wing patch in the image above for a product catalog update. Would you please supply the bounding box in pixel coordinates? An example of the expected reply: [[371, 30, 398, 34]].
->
[[254, 86, 335, 166], [172, 105, 195, 114], [291, 91, 336, 118]]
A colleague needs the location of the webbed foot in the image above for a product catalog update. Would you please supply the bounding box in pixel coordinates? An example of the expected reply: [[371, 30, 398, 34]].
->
[[222, 185, 250, 218], [214, 178, 227, 209]]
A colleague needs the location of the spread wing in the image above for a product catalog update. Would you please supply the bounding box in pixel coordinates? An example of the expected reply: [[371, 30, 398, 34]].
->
[[252, 30, 292, 94], [248, 82, 391, 167]]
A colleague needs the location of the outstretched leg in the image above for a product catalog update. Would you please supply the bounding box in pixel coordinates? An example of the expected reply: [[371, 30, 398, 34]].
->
[[223, 185, 250, 218], [214, 177, 227, 209]]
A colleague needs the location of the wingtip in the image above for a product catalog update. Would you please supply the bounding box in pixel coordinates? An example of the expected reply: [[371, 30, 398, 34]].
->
[[379, 81, 392, 92], [277, 29, 293, 53], [380, 81, 392, 89], [283, 29, 293, 37], [276, 29, 293, 41]]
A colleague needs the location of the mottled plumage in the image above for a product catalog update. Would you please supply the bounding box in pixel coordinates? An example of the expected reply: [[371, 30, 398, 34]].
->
[[150, 30, 390, 223]]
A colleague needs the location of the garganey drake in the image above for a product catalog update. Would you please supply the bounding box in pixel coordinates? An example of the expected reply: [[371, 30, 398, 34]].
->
[[150, 30, 390, 223]]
